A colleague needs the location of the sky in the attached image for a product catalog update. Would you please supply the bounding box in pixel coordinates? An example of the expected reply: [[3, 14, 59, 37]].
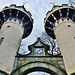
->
[[27, 71, 51, 75], [0, 0, 70, 75]]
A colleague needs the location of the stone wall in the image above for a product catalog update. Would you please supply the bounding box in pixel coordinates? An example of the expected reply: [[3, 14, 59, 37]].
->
[[12, 56, 67, 75]]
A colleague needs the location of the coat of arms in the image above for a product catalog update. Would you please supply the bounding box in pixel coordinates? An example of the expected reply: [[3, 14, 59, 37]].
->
[[35, 48, 43, 54]]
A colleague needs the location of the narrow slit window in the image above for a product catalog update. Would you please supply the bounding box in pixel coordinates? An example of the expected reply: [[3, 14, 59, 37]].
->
[[0, 37, 4, 45]]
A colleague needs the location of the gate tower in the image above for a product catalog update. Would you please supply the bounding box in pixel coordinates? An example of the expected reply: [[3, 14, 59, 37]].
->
[[45, 4, 75, 75], [0, 4, 33, 75]]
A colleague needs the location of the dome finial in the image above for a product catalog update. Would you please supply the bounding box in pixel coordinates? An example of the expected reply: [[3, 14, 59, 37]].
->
[[50, 2, 55, 7], [22, 2, 27, 7]]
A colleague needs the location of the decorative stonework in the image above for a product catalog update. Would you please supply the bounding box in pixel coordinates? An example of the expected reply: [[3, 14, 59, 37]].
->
[[18, 37, 61, 56]]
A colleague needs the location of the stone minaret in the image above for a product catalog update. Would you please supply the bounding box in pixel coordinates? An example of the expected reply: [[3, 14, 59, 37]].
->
[[0, 5, 33, 74], [45, 4, 75, 75]]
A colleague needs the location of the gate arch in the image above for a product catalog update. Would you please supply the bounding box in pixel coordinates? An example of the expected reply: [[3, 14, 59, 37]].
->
[[11, 61, 67, 75]]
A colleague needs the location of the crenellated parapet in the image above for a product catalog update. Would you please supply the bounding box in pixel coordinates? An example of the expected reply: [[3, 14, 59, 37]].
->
[[45, 4, 75, 39], [0, 4, 33, 38]]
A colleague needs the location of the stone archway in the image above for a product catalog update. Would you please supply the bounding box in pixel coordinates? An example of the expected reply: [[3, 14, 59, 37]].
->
[[11, 61, 67, 75]]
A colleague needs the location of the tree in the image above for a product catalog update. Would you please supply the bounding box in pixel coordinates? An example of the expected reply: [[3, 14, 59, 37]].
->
[[40, 32, 61, 55]]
